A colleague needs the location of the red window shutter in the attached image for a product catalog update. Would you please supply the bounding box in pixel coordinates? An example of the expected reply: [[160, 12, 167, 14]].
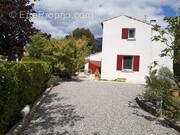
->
[[133, 56, 140, 71], [122, 28, 128, 39], [117, 55, 122, 70]]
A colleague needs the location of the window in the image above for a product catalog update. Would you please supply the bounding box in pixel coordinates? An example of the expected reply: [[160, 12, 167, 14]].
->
[[117, 55, 140, 72], [122, 28, 136, 39], [123, 56, 133, 70], [128, 29, 135, 39]]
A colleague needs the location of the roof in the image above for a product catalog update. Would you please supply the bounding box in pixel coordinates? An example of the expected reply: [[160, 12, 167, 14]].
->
[[101, 15, 152, 26]]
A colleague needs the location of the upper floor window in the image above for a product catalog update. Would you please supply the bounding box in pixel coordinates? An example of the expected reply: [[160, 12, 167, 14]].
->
[[122, 28, 136, 39], [128, 28, 135, 39]]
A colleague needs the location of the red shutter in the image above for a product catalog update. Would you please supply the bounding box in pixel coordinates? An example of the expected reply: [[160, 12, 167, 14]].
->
[[133, 56, 140, 71], [122, 28, 128, 39], [117, 55, 123, 70]]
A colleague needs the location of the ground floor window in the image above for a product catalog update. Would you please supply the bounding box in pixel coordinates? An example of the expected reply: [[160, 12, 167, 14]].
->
[[117, 55, 140, 72], [123, 56, 133, 70]]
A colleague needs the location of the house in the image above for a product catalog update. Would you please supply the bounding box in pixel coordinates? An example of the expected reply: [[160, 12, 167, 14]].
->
[[100, 15, 173, 83], [84, 52, 102, 74]]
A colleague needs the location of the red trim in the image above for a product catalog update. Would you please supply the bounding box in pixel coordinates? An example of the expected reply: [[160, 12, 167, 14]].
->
[[122, 28, 128, 39], [133, 56, 140, 71], [117, 55, 123, 70], [88, 61, 101, 74]]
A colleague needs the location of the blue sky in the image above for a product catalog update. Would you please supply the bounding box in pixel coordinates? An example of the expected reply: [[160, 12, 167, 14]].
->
[[161, 6, 179, 17], [31, 0, 180, 38]]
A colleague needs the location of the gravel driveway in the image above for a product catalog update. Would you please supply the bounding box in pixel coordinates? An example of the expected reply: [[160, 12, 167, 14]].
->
[[22, 80, 179, 135]]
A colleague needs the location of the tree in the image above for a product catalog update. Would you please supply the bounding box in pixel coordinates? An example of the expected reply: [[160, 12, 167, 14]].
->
[[42, 36, 90, 78], [25, 32, 49, 59], [152, 9, 180, 86], [72, 28, 97, 53], [0, 0, 38, 61]]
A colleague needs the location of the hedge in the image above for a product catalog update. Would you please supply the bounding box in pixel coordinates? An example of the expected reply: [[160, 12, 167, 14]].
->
[[0, 61, 50, 135]]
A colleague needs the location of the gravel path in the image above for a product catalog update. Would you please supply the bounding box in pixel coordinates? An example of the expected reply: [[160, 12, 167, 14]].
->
[[22, 80, 179, 135]]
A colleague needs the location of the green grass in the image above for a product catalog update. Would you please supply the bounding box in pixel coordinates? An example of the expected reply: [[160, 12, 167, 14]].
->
[[100, 78, 126, 82], [113, 78, 126, 82]]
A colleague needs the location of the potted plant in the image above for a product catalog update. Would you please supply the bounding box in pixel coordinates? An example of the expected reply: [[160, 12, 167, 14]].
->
[[170, 88, 180, 97], [94, 71, 100, 80]]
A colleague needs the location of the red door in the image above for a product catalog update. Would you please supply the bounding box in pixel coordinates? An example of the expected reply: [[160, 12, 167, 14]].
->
[[88, 61, 101, 74]]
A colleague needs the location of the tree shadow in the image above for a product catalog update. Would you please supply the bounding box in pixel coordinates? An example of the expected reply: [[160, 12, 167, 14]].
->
[[128, 100, 171, 128], [22, 93, 84, 135]]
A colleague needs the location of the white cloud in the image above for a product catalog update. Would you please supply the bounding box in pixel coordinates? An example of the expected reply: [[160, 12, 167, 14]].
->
[[32, 17, 66, 38], [30, 0, 180, 38]]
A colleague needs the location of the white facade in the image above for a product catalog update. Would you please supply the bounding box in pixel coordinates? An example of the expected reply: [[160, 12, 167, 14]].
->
[[101, 15, 173, 84], [84, 52, 102, 71]]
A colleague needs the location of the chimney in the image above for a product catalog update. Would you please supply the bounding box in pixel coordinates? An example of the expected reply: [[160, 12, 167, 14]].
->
[[150, 20, 156, 25]]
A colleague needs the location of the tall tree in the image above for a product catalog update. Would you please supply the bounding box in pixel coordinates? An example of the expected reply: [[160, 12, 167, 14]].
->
[[72, 28, 97, 53], [152, 9, 180, 86], [0, 0, 38, 61], [42, 36, 90, 78], [25, 32, 49, 59]]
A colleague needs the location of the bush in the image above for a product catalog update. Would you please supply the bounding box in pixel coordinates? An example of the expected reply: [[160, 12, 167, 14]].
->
[[144, 66, 176, 108], [46, 75, 62, 87], [0, 61, 50, 135], [25, 32, 49, 59], [42, 37, 90, 78], [22, 56, 41, 62]]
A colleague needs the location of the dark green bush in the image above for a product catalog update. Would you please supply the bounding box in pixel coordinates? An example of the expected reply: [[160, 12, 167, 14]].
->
[[144, 66, 179, 119], [46, 75, 62, 88], [0, 61, 50, 135]]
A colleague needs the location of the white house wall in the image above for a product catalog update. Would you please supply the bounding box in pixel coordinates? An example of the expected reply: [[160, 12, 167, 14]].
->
[[151, 31, 173, 72]]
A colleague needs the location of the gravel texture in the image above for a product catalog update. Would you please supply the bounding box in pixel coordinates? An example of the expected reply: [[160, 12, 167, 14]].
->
[[22, 80, 179, 135]]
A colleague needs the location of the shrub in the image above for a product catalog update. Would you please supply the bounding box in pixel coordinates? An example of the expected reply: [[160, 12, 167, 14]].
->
[[46, 75, 62, 87], [95, 71, 100, 77], [144, 66, 176, 109], [25, 32, 49, 59], [42, 36, 90, 78], [0, 56, 7, 60], [0, 61, 50, 135]]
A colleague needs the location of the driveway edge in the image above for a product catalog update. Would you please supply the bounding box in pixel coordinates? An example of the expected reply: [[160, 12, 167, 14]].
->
[[6, 85, 55, 135]]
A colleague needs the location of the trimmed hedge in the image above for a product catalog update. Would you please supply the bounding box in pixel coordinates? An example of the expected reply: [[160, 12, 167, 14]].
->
[[0, 61, 50, 135]]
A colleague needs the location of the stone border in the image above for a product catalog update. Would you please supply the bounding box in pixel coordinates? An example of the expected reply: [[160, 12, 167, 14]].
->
[[135, 96, 161, 117], [6, 85, 55, 135], [165, 118, 180, 132], [136, 95, 180, 133]]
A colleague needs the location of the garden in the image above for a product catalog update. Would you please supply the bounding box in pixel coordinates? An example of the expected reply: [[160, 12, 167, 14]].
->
[[137, 13, 180, 131]]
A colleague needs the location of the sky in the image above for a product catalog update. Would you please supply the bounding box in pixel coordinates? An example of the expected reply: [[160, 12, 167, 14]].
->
[[30, 0, 180, 39]]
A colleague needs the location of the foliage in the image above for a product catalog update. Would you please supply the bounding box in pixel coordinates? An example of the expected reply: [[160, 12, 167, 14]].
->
[[95, 71, 100, 77], [145, 63, 175, 91], [0, 56, 7, 60], [72, 28, 97, 53], [46, 75, 62, 88], [22, 56, 42, 62], [152, 10, 180, 87], [42, 36, 90, 78], [0, 61, 50, 135], [0, 0, 39, 61], [144, 64, 179, 116], [25, 33, 49, 59]]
